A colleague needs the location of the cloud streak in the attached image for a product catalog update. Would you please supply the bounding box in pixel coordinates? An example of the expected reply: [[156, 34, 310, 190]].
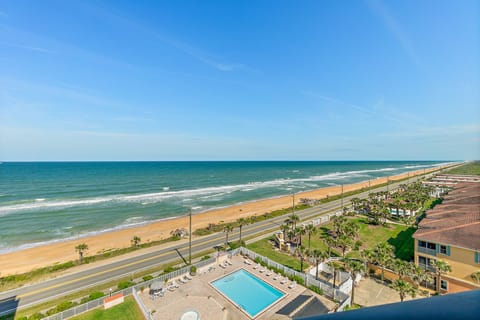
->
[[366, 0, 420, 65], [77, 3, 245, 72], [0, 41, 55, 54], [302, 91, 404, 124]]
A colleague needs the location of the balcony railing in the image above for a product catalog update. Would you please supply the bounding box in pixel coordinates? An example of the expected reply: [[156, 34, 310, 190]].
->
[[417, 246, 437, 256], [418, 263, 436, 273]]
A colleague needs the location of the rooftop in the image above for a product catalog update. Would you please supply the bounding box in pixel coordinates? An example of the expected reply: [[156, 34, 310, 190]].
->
[[414, 182, 480, 250]]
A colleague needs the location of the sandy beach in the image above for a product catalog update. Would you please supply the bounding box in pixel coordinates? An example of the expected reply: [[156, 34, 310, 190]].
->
[[0, 167, 443, 275]]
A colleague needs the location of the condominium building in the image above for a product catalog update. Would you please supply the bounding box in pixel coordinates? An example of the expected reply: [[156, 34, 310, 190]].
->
[[413, 181, 480, 293]]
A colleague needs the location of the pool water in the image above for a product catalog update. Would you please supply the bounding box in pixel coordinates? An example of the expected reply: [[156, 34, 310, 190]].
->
[[211, 269, 285, 318]]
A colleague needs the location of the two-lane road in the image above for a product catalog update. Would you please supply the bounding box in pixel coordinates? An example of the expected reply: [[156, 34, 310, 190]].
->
[[0, 174, 435, 315]]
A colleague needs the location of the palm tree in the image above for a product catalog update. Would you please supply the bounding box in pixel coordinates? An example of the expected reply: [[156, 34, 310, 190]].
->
[[295, 226, 306, 247], [343, 258, 366, 305], [432, 260, 451, 293], [289, 214, 300, 229], [392, 259, 410, 280], [471, 271, 480, 284], [337, 236, 353, 258], [296, 246, 307, 272], [131, 235, 141, 248], [390, 279, 416, 302], [410, 263, 433, 289], [75, 243, 89, 264], [324, 236, 336, 257], [375, 242, 394, 282], [287, 229, 297, 246], [223, 224, 233, 250], [236, 218, 247, 243], [304, 224, 317, 250], [327, 260, 343, 296], [312, 249, 329, 280]]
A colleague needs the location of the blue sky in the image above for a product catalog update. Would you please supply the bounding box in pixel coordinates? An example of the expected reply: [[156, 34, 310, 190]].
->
[[0, 0, 478, 161]]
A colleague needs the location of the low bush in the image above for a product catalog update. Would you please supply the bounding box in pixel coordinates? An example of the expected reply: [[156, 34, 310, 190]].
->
[[117, 281, 134, 289], [142, 275, 154, 282]]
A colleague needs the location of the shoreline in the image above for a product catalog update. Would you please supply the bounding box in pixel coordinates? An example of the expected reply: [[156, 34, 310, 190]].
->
[[0, 166, 448, 275]]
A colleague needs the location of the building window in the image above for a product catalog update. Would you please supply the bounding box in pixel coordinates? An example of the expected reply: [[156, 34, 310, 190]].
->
[[427, 242, 436, 250], [440, 245, 447, 254], [440, 280, 448, 291], [418, 256, 427, 265], [418, 240, 426, 248]]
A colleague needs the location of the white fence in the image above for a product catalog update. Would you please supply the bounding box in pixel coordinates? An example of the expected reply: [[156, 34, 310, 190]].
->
[[235, 247, 351, 308], [40, 257, 216, 320]]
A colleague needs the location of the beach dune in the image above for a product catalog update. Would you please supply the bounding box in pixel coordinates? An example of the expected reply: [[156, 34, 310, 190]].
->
[[0, 168, 441, 275]]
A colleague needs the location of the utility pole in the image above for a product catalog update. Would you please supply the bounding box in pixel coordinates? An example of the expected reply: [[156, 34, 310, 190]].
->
[[341, 184, 344, 211], [292, 193, 295, 215], [189, 208, 192, 265]]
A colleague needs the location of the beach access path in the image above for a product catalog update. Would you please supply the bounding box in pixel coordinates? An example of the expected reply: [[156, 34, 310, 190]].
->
[[0, 172, 441, 317]]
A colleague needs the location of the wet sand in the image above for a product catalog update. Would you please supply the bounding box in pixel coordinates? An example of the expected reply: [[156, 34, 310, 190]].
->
[[0, 167, 443, 275]]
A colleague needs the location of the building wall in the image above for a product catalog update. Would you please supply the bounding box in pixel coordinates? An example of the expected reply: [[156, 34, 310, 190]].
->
[[441, 275, 480, 294], [414, 239, 480, 293]]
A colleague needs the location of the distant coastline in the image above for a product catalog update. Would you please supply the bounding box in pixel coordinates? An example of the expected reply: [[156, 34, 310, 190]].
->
[[0, 163, 454, 275]]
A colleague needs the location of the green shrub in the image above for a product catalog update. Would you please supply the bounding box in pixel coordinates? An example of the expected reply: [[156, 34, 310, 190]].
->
[[201, 255, 211, 261], [142, 275, 154, 281], [80, 291, 105, 303], [163, 266, 178, 274], [28, 312, 45, 320], [190, 266, 197, 275], [117, 281, 134, 289], [308, 285, 323, 295]]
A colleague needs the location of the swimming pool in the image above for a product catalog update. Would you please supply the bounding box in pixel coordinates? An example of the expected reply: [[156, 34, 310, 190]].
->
[[211, 269, 285, 318]]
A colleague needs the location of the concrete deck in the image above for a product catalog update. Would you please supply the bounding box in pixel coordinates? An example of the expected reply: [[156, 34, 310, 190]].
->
[[138, 254, 336, 320]]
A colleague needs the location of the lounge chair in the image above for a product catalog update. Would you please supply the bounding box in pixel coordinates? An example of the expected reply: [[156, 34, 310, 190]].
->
[[288, 281, 297, 289], [226, 260, 233, 265], [253, 264, 260, 270], [219, 263, 226, 269], [259, 268, 266, 273], [266, 271, 273, 276], [179, 277, 187, 284], [280, 277, 288, 284], [185, 274, 193, 280], [244, 259, 252, 265], [171, 281, 180, 288], [273, 273, 279, 280]]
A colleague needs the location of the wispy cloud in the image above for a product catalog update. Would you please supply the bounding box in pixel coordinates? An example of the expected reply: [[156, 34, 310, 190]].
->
[[76, 2, 246, 72], [366, 0, 420, 65], [0, 41, 55, 54], [302, 91, 404, 123]]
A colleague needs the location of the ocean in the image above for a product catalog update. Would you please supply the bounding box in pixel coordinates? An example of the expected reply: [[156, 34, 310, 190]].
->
[[0, 161, 448, 253]]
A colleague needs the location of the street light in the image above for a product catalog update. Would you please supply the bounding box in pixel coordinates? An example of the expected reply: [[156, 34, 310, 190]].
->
[[189, 208, 192, 265], [292, 193, 295, 215], [109, 288, 112, 297], [341, 184, 344, 211]]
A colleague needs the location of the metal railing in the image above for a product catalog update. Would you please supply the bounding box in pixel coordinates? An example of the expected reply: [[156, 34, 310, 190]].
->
[[40, 257, 217, 320], [417, 246, 437, 256], [237, 247, 352, 304]]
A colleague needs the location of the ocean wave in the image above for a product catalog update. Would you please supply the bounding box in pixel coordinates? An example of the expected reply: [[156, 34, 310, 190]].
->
[[0, 214, 177, 254], [0, 163, 444, 216]]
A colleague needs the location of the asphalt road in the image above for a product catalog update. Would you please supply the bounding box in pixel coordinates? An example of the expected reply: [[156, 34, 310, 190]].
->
[[0, 174, 435, 315]]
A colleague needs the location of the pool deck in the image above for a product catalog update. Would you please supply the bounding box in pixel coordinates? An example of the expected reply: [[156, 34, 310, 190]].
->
[[138, 254, 336, 320]]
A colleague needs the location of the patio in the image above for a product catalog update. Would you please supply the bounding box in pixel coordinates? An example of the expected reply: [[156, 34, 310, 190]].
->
[[138, 254, 336, 320]]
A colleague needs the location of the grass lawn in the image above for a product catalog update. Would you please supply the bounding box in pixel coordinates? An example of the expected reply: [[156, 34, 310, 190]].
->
[[248, 216, 415, 265], [247, 237, 303, 271], [69, 297, 143, 320], [445, 161, 480, 175]]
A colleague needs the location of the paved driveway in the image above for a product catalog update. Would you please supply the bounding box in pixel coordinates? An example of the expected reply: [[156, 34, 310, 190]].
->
[[354, 278, 418, 307]]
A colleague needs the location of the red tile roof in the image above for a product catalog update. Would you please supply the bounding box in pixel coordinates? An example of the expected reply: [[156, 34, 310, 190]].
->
[[414, 182, 480, 250]]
